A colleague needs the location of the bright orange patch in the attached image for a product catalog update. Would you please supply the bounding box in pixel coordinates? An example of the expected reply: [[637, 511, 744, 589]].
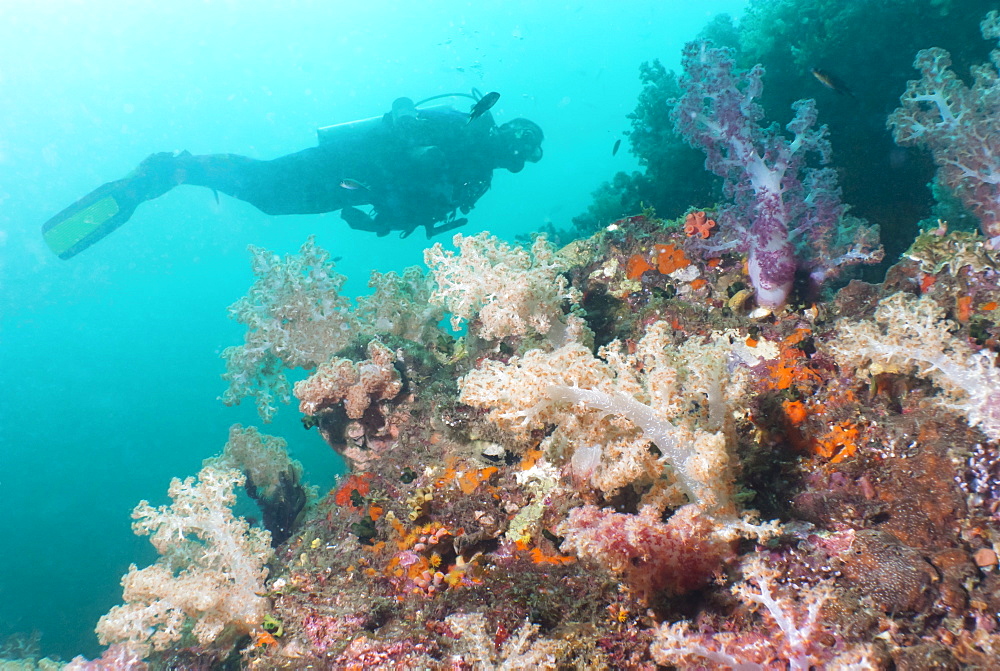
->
[[334, 473, 373, 509], [653, 244, 691, 274], [920, 274, 936, 293], [769, 361, 822, 391], [957, 295, 973, 322], [388, 514, 407, 540], [625, 254, 654, 280], [982, 301, 998, 311], [520, 447, 543, 470], [684, 211, 717, 239], [784, 328, 812, 347], [763, 329, 825, 392], [253, 630, 278, 648], [814, 421, 860, 463], [529, 547, 576, 565], [706, 257, 722, 268], [689, 278, 708, 290], [745, 336, 758, 347], [457, 467, 499, 495], [434, 463, 459, 489], [783, 400, 808, 425], [368, 505, 384, 521]]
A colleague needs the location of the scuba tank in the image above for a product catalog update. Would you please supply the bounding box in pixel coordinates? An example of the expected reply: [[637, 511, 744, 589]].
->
[[316, 114, 387, 147], [316, 92, 485, 147], [317, 96, 417, 146]]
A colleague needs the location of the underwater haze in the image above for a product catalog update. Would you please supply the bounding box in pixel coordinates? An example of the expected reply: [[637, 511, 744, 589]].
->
[[0, 0, 749, 660]]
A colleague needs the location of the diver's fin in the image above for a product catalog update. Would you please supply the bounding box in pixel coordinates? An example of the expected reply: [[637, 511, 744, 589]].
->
[[41, 179, 138, 259], [42, 151, 184, 259]]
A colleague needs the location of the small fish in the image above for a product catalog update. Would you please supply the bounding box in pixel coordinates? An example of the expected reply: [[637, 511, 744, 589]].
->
[[468, 91, 500, 124], [612, 138, 621, 156], [339, 178, 369, 191], [810, 68, 855, 98]]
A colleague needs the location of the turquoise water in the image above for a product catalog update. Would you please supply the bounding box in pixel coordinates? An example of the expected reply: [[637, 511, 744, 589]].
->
[[1, 0, 749, 659]]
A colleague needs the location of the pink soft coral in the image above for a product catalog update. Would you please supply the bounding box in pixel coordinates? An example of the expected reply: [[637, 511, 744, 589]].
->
[[293, 339, 403, 419], [671, 42, 876, 308], [556, 504, 735, 599]]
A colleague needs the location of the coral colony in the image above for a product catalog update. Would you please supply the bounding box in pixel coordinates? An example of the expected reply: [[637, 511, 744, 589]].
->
[[64, 14, 1000, 670], [670, 41, 881, 311]]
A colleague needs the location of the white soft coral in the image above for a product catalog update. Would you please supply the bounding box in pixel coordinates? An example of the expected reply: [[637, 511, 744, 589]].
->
[[424, 232, 581, 342], [96, 466, 272, 657], [829, 292, 1000, 441]]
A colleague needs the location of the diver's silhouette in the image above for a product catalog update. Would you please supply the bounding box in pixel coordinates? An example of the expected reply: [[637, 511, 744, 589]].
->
[[42, 93, 543, 258]]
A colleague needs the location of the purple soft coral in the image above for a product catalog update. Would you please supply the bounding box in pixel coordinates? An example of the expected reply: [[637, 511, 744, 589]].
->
[[672, 42, 850, 309]]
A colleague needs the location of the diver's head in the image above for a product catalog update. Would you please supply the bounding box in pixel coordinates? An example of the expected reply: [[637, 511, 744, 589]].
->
[[495, 118, 543, 173]]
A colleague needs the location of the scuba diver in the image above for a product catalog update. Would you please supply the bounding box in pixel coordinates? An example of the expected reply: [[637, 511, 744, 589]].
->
[[41, 92, 544, 259]]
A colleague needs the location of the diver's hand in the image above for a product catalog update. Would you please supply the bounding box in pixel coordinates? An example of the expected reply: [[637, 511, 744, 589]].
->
[[341, 206, 389, 235]]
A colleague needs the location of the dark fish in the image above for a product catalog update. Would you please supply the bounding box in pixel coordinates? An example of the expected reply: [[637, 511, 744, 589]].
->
[[612, 138, 621, 156], [810, 68, 855, 98], [339, 178, 369, 191], [468, 91, 500, 124]]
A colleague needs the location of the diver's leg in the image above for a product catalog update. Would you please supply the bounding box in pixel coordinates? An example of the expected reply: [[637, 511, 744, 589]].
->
[[175, 147, 348, 215], [41, 151, 190, 259]]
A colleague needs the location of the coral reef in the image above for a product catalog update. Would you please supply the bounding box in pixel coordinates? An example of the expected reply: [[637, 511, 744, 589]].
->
[[570, 1, 999, 265], [68, 12, 1000, 669], [77, 211, 1000, 668], [829, 291, 1000, 441]]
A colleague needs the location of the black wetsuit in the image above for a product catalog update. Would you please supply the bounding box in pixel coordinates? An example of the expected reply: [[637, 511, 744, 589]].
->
[[171, 102, 497, 237]]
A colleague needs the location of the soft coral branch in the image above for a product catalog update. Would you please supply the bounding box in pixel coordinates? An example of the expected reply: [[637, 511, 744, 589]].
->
[[652, 555, 874, 670], [888, 11, 1000, 245]]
